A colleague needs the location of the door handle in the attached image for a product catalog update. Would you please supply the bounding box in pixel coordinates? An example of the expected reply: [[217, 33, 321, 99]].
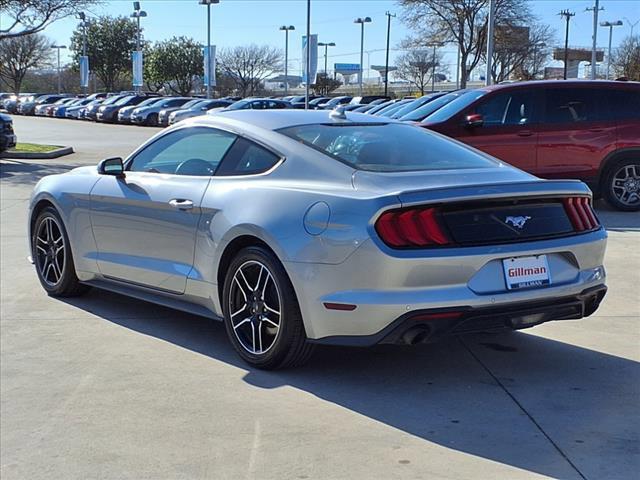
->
[[169, 199, 194, 210], [517, 130, 533, 137]]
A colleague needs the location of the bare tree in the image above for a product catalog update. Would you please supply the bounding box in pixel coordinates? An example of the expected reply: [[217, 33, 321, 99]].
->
[[395, 48, 445, 94], [218, 45, 283, 96], [1, 0, 99, 39], [612, 35, 640, 81], [0, 33, 53, 93], [312, 73, 342, 96], [399, 0, 528, 88]]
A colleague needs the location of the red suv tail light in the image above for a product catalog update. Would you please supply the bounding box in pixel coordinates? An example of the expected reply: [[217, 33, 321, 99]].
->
[[562, 197, 600, 231], [375, 207, 451, 248]]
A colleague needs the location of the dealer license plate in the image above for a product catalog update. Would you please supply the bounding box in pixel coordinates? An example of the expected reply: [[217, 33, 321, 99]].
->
[[502, 255, 551, 290]]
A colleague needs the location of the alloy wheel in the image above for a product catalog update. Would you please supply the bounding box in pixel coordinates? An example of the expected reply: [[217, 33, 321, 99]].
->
[[228, 260, 282, 355], [612, 164, 640, 207], [35, 216, 66, 286]]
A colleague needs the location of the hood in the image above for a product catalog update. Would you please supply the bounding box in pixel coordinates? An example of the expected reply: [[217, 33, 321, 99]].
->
[[68, 165, 98, 175]]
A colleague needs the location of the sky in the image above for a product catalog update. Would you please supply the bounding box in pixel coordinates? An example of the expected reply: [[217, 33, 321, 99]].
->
[[8, 0, 640, 79]]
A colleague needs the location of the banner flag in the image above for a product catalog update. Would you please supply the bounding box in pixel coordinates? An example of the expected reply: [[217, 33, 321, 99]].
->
[[79, 56, 89, 88], [203, 45, 217, 87], [302, 34, 318, 84], [132, 50, 143, 87]]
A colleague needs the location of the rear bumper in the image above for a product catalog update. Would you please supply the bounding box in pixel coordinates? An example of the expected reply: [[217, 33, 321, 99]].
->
[[312, 285, 607, 346]]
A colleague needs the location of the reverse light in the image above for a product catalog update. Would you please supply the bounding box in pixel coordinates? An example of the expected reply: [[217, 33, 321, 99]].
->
[[375, 207, 451, 248]]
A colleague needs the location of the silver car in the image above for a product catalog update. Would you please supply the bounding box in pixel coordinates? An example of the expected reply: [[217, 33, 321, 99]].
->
[[28, 110, 607, 369]]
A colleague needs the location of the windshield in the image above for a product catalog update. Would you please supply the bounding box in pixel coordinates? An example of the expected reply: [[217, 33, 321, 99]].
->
[[102, 96, 122, 105], [137, 97, 163, 108], [278, 123, 497, 172], [423, 89, 487, 123], [227, 100, 251, 110], [181, 99, 204, 109], [400, 92, 462, 121], [114, 95, 135, 106]]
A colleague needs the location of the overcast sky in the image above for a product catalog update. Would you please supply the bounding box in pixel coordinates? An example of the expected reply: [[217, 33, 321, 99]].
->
[[13, 0, 640, 78]]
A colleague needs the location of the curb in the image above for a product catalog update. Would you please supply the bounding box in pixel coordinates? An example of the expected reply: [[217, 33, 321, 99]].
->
[[0, 146, 74, 159]]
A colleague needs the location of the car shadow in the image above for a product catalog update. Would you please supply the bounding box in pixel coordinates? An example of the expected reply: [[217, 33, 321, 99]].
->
[[60, 289, 639, 479], [0, 159, 75, 185], [594, 199, 640, 232]]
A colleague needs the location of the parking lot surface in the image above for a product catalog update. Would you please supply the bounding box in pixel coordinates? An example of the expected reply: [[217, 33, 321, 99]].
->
[[1, 116, 639, 480]]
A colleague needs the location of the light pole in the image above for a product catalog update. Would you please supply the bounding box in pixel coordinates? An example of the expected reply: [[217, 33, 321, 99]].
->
[[623, 17, 639, 36], [485, 0, 496, 85], [384, 11, 395, 97], [199, 0, 220, 99], [600, 20, 623, 80], [130, 1, 147, 93], [76, 12, 88, 93], [354, 17, 371, 96], [51, 45, 67, 94], [318, 41, 335, 76], [426, 42, 444, 92], [279, 25, 295, 96], [531, 41, 546, 79]]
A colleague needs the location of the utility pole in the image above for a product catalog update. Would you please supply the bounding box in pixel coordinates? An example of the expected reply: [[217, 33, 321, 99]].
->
[[559, 10, 575, 80], [279, 25, 295, 96], [586, 0, 603, 79], [485, 0, 496, 86], [384, 11, 395, 97], [354, 17, 372, 96], [305, 0, 311, 110], [600, 20, 623, 80], [623, 17, 639, 36]]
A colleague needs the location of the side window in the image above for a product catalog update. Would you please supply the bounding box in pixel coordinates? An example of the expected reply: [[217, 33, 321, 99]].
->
[[128, 127, 237, 176], [608, 89, 640, 120], [544, 88, 609, 124], [472, 90, 535, 126], [216, 137, 281, 176], [269, 101, 286, 109]]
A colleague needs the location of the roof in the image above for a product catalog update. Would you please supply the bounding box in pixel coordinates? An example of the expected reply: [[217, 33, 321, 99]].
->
[[482, 79, 640, 92], [192, 109, 392, 131]]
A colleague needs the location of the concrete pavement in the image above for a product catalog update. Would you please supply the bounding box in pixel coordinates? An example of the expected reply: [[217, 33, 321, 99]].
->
[[1, 116, 639, 480]]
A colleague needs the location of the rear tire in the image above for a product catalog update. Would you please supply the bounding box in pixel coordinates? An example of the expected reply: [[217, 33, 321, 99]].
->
[[602, 158, 640, 211], [32, 206, 90, 297], [222, 246, 315, 370]]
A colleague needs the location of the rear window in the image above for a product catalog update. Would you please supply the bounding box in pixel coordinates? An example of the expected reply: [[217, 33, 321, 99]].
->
[[278, 123, 497, 172]]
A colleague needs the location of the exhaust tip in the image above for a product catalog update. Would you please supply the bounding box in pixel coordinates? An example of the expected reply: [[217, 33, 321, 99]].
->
[[401, 326, 431, 345]]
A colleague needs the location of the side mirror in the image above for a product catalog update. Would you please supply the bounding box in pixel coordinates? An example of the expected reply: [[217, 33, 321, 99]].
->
[[98, 157, 125, 176], [464, 113, 484, 128]]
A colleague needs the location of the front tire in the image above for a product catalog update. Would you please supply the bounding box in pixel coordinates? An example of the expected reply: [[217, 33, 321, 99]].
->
[[146, 113, 158, 126], [603, 158, 640, 211], [32, 206, 89, 297], [222, 246, 314, 370]]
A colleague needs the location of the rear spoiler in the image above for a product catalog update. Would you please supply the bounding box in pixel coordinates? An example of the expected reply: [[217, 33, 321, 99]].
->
[[399, 180, 592, 207]]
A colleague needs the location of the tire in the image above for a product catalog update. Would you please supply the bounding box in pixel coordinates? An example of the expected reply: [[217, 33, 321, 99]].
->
[[32, 206, 90, 297], [146, 113, 158, 127], [222, 246, 315, 370], [602, 158, 640, 211]]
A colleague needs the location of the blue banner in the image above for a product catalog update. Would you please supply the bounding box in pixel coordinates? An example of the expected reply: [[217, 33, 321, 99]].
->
[[203, 45, 216, 87], [79, 56, 89, 88], [302, 34, 318, 84], [132, 50, 143, 87]]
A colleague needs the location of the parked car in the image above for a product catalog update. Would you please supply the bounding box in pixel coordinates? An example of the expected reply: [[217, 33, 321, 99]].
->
[[399, 90, 469, 122], [209, 98, 290, 115], [390, 92, 447, 119], [131, 97, 192, 126], [29, 110, 608, 369], [421, 80, 640, 211], [290, 95, 325, 109], [168, 99, 233, 125], [84, 94, 128, 121], [0, 112, 17, 152], [349, 95, 390, 105], [118, 97, 166, 124], [158, 98, 204, 126], [54, 98, 92, 118], [317, 96, 352, 109], [97, 94, 153, 123], [5, 93, 41, 114], [373, 98, 416, 117], [37, 97, 76, 116], [20, 94, 68, 116], [365, 100, 396, 115]]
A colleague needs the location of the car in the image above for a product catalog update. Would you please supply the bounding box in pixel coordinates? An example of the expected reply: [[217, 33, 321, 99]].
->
[[53, 98, 89, 118], [20, 94, 68, 116], [28, 109, 608, 369], [399, 90, 469, 122], [390, 92, 447, 119], [84, 94, 128, 121], [349, 95, 390, 105], [208, 98, 290, 115], [365, 99, 396, 115], [317, 96, 352, 110], [0, 112, 17, 152], [118, 97, 166, 124], [6, 93, 44, 114], [373, 98, 416, 117], [131, 97, 192, 126], [168, 99, 233, 125], [97, 94, 153, 123], [69, 99, 103, 120], [289, 95, 325, 109], [420, 80, 640, 211], [158, 98, 205, 126], [37, 97, 76, 117]]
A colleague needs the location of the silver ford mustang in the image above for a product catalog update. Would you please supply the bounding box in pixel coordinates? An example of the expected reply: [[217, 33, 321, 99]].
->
[[29, 110, 608, 369]]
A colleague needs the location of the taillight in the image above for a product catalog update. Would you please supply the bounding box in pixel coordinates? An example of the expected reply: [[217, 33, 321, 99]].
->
[[375, 207, 451, 248], [563, 197, 599, 231]]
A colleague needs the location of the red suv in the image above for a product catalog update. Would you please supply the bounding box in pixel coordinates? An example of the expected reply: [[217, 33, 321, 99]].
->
[[421, 80, 640, 211]]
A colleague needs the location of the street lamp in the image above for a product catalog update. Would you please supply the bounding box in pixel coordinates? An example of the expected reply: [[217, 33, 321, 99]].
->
[[51, 45, 67, 94], [279, 25, 295, 96], [131, 1, 147, 93], [200, 0, 220, 99], [317, 41, 335, 76], [600, 20, 623, 79], [425, 42, 444, 92], [354, 17, 371, 95]]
